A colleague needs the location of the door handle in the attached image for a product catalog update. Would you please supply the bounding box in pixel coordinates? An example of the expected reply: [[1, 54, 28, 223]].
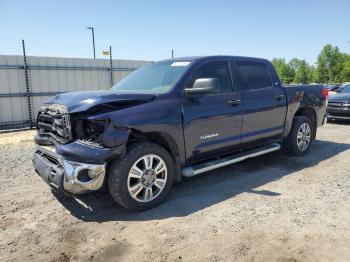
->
[[227, 99, 241, 106], [274, 93, 284, 100]]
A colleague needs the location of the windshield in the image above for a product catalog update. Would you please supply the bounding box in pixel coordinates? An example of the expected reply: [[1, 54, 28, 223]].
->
[[340, 85, 350, 94], [111, 61, 191, 94]]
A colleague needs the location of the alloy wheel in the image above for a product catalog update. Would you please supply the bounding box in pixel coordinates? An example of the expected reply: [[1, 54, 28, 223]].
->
[[297, 123, 311, 151], [127, 154, 167, 202]]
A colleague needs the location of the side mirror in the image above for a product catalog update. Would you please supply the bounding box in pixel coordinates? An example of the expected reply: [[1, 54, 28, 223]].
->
[[184, 78, 220, 96]]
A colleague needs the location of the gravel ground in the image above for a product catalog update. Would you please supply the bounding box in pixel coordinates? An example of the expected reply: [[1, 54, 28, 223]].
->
[[0, 122, 349, 262]]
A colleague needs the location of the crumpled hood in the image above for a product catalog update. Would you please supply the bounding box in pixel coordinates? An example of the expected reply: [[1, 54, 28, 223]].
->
[[328, 93, 350, 103], [46, 90, 155, 113]]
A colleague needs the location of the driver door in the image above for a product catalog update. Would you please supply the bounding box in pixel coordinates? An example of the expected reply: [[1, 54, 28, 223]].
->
[[182, 60, 243, 162]]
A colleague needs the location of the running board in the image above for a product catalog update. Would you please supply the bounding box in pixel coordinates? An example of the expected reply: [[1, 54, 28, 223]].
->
[[182, 143, 281, 177]]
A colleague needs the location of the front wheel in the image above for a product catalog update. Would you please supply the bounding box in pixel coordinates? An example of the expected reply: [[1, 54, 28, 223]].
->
[[285, 116, 314, 156], [108, 142, 174, 211]]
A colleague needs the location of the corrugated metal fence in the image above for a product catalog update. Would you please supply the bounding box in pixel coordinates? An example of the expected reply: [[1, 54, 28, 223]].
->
[[0, 54, 149, 130]]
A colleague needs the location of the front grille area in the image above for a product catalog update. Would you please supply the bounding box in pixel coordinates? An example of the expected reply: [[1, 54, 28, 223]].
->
[[328, 101, 350, 108], [328, 111, 350, 117], [37, 104, 72, 143], [328, 102, 343, 108]]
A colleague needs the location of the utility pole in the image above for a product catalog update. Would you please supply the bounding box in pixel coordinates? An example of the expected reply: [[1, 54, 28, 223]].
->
[[87, 27, 96, 59], [171, 49, 174, 59], [109, 45, 113, 87]]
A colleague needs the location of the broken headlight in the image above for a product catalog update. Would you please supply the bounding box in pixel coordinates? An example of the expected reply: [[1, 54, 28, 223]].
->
[[80, 119, 109, 146], [84, 120, 105, 137]]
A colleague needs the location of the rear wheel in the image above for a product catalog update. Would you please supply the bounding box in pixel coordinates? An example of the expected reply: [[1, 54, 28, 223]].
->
[[108, 142, 174, 211], [285, 116, 314, 156]]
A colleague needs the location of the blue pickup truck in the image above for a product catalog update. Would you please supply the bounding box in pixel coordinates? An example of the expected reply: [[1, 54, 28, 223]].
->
[[33, 56, 328, 211]]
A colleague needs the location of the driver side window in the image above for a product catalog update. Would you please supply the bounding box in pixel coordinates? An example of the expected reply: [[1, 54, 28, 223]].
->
[[188, 61, 234, 93]]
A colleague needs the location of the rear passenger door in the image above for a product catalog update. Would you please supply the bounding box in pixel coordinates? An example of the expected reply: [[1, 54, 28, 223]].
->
[[232, 60, 287, 144]]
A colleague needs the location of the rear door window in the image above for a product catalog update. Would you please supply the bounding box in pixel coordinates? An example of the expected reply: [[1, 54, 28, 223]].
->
[[236, 61, 272, 90]]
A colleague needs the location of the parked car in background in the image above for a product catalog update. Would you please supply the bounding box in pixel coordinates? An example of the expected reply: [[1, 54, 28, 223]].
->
[[336, 82, 350, 93], [326, 84, 340, 93], [327, 84, 350, 121]]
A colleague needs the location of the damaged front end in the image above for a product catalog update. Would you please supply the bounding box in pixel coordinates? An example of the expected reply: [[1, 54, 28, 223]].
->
[[33, 94, 150, 194], [33, 146, 106, 194]]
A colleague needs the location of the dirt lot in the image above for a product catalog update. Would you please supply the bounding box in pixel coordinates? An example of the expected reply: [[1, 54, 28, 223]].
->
[[0, 123, 349, 262]]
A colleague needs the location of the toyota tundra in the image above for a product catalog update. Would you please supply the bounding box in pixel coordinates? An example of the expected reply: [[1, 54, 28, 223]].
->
[[33, 56, 328, 211]]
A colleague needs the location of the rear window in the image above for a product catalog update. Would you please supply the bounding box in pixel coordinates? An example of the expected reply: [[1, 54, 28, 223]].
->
[[236, 61, 272, 90]]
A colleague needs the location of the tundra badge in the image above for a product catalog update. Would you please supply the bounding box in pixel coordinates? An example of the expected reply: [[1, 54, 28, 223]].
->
[[200, 133, 219, 140]]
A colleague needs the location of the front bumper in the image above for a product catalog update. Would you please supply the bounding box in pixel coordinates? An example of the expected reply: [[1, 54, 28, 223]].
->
[[33, 146, 106, 194], [327, 109, 350, 120], [327, 114, 350, 120]]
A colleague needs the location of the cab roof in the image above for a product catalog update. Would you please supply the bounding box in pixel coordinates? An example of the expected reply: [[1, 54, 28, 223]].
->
[[163, 55, 269, 63]]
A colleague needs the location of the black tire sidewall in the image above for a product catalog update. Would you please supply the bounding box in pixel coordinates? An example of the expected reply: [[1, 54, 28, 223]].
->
[[108, 142, 174, 211], [286, 116, 314, 156]]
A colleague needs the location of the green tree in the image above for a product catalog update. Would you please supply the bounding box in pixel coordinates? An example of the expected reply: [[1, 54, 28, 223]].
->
[[341, 61, 350, 82], [336, 53, 350, 82], [288, 58, 303, 72], [317, 44, 341, 83], [293, 60, 308, 83], [307, 65, 318, 83], [271, 58, 294, 84], [316, 59, 328, 83], [271, 44, 349, 84], [286, 58, 314, 83]]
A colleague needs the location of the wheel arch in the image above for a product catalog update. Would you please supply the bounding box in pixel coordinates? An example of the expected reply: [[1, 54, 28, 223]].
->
[[283, 105, 318, 140], [294, 107, 317, 140], [127, 129, 182, 182]]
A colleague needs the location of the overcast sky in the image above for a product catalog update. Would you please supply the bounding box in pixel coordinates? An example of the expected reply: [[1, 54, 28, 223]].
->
[[1, 0, 349, 64]]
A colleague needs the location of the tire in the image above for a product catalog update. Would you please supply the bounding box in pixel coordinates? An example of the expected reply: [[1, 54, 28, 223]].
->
[[108, 142, 174, 211], [285, 116, 314, 156]]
